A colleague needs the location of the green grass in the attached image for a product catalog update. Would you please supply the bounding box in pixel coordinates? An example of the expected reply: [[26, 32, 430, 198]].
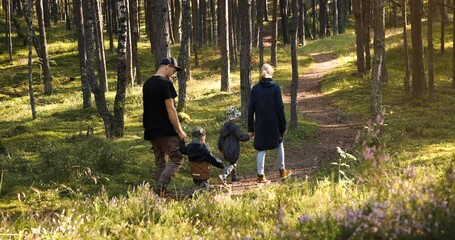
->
[[1, 16, 454, 239]]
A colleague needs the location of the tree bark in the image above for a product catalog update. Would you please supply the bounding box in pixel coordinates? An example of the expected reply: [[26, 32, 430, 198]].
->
[[252, 0, 258, 46], [428, 0, 435, 100], [354, 0, 365, 74], [43, 0, 50, 28], [240, 0, 252, 122], [177, 0, 191, 112], [402, 0, 410, 95], [152, 0, 171, 69], [333, 0, 338, 35], [83, 0, 112, 138], [130, 0, 141, 85], [6, 0, 13, 61], [210, 0, 217, 45], [94, 0, 108, 92], [200, 0, 207, 44], [312, 0, 317, 39], [37, 0, 53, 95], [65, 0, 70, 30], [441, 0, 446, 54], [219, 0, 230, 92], [24, 0, 37, 119], [362, 0, 371, 71], [74, 0, 91, 108], [271, 0, 278, 66], [319, 0, 328, 37], [452, 0, 455, 88], [338, 0, 345, 33], [410, 0, 426, 98], [290, 0, 299, 128], [298, 0, 305, 45], [112, 0, 128, 138], [172, 0, 181, 43], [257, 0, 264, 65], [229, 0, 238, 68], [279, 0, 289, 43], [371, 0, 384, 118]]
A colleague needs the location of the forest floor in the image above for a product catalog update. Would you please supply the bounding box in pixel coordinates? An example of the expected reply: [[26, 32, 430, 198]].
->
[[178, 53, 363, 198]]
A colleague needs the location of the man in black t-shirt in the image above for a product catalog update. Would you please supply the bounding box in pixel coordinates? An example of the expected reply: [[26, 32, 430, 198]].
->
[[143, 57, 187, 197]]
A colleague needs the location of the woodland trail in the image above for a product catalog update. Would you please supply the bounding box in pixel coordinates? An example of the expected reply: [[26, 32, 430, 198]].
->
[[178, 53, 363, 198]]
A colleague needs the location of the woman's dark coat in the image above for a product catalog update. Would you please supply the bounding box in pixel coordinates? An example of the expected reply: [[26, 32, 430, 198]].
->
[[248, 78, 287, 151]]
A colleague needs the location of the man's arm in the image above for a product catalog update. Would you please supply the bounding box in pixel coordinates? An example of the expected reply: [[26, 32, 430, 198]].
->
[[165, 98, 187, 139]]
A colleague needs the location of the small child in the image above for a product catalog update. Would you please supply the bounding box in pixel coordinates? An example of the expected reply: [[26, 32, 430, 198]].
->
[[180, 127, 224, 188], [217, 106, 250, 185]]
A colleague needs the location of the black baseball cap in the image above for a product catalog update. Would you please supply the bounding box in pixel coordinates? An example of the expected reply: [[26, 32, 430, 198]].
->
[[159, 57, 182, 71]]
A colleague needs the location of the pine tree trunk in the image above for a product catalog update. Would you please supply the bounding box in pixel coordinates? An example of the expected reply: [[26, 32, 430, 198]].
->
[[37, 0, 53, 95], [279, 0, 289, 44], [83, 0, 112, 138], [51, 0, 58, 24], [338, 0, 345, 33], [130, 0, 141, 85], [428, 0, 435, 100], [252, 0, 258, 47], [229, 0, 238, 68], [5, 0, 13, 61], [152, 0, 171, 69], [107, 0, 115, 54], [177, 0, 191, 112], [440, 0, 446, 54], [240, 0, 252, 123], [410, 0, 426, 98], [353, 0, 365, 74], [402, 0, 410, 95], [334, 0, 339, 35], [271, 0, 278, 66], [210, 0, 217, 45], [65, 0, 70, 30], [172, 0, 181, 43], [312, 0, 317, 39], [371, 0, 384, 118], [94, 0, 108, 92], [113, 0, 128, 138], [24, 0, 37, 119], [298, 0, 305, 45], [362, 0, 371, 71], [200, 0, 207, 44], [290, 0, 299, 128], [319, 0, 327, 37], [219, 0, 230, 92], [73, 0, 91, 108], [43, 0, 50, 27], [257, 0, 264, 66]]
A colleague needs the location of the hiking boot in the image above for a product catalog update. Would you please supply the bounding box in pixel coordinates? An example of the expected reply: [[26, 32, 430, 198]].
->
[[257, 175, 270, 183], [279, 169, 292, 178], [218, 175, 227, 186]]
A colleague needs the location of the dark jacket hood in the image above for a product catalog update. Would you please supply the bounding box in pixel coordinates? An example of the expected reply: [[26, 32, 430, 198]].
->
[[220, 121, 236, 138], [259, 78, 275, 88]]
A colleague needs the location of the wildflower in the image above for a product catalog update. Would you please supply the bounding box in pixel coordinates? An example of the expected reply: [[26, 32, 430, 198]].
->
[[362, 146, 376, 160], [298, 214, 312, 224]]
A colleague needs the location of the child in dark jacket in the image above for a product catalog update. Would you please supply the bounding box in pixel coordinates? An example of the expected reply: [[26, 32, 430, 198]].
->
[[180, 127, 224, 188], [217, 106, 250, 185]]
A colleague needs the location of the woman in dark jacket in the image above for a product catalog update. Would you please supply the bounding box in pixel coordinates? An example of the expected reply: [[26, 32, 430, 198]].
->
[[248, 64, 292, 183]]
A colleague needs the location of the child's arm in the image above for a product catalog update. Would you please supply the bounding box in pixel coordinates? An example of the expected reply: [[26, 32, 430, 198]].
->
[[203, 147, 225, 169], [179, 140, 188, 155], [234, 125, 250, 142]]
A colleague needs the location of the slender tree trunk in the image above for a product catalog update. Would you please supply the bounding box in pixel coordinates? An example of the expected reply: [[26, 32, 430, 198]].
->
[[107, 0, 115, 54], [94, 0, 108, 92], [240, 0, 252, 122], [229, 0, 238, 68], [410, 0, 426, 98], [200, 0, 207, 44], [298, 0, 305, 45], [257, 0, 264, 66], [172, 0, 181, 43], [391, 1, 397, 28], [219, 0, 230, 92], [210, 0, 217, 45], [440, 0, 446, 54], [332, 0, 338, 35], [112, 0, 128, 138], [354, 0, 365, 74], [319, 0, 328, 37], [43, 0, 50, 27], [152, 0, 171, 69], [338, 0, 345, 33], [271, 0, 278, 66], [178, 0, 191, 111], [371, 0, 384, 118], [37, 0, 53, 95], [191, 0, 199, 66], [362, 0, 371, 71], [130, 0, 141, 85], [6, 0, 13, 61], [402, 0, 410, 95], [279, 0, 289, 44], [452, 0, 455, 88], [312, 0, 317, 39], [24, 0, 37, 119], [427, 0, 435, 100], [74, 0, 91, 108], [51, 0, 58, 24], [252, 0, 258, 46], [64, 0, 70, 30], [290, 0, 299, 128], [83, 0, 112, 138]]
